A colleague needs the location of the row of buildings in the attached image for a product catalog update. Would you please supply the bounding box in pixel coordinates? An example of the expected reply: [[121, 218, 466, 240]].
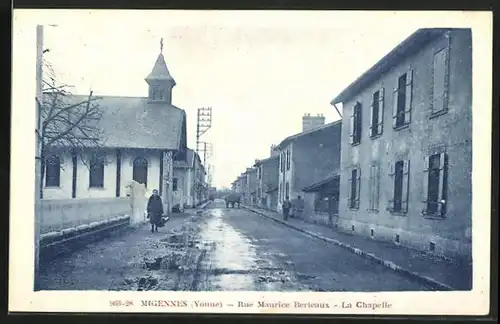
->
[[232, 28, 472, 260], [41, 43, 209, 219]]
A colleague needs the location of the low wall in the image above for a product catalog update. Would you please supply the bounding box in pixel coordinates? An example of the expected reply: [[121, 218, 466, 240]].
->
[[39, 197, 131, 234], [39, 215, 130, 263]]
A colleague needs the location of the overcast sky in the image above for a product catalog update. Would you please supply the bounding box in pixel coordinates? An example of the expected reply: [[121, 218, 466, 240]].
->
[[14, 10, 482, 188]]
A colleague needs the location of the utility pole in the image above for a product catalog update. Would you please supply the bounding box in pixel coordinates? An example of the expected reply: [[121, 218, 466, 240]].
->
[[203, 142, 207, 168], [34, 25, 44, 289], [199, 141, 213, 167], [194, 107, 212, 205], [196, 107, 212, 157]]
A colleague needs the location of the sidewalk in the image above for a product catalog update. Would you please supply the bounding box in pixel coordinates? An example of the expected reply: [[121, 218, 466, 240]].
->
[[38, 202, 211, 290], [242, 205, 472, 291]]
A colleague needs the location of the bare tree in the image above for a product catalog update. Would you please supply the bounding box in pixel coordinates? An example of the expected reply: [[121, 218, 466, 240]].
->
[[36, 59, 106, 197]]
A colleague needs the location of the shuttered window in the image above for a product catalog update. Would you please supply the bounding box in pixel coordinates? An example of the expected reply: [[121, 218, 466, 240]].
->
[[393, 69, 413, 129], [369, 88, 385, 138], [388, 160, 410, 214], [431, 46, 450, 115], [368, 163, 380, 211], [423, 153, 448, 217], [349, 103, 362, 145], [348, 167, 361, 209]]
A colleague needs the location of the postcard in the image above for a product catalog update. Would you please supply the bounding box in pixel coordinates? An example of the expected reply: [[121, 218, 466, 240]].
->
[[9, 9, 492, 315]]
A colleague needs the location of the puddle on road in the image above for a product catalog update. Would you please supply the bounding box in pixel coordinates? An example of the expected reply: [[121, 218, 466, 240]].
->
[[198, 209, 293, 291]]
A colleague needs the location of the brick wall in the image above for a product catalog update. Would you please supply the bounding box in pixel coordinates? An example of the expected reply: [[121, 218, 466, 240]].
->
[[338, 29, 472, 259]]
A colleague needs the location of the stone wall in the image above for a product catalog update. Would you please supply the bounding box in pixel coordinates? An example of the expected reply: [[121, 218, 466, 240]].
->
[[338, 29, 472, 259], [39, 197, 131, 234]]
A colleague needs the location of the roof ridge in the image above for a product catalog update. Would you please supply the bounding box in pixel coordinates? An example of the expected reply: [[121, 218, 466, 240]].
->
[[277, 119, 342, 148], [331, 28, 456, 104]]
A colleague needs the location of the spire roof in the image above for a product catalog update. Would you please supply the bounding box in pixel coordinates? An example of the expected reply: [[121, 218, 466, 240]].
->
[[145, 52, 176, 85]]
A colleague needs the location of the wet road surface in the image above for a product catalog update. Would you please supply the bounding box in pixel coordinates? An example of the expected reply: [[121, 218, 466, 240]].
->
[[196, 201, 430, 291], [38, 200, 430, 291]]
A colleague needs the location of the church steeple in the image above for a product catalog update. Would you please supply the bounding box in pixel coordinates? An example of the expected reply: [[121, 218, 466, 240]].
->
[[145, 38, 176, 104]]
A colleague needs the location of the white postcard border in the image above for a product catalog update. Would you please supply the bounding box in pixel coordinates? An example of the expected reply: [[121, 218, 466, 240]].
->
[[9, 10, 493, 315]]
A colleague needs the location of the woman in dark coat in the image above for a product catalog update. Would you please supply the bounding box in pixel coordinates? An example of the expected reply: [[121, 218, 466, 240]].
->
[[147, 189, 164, 233]]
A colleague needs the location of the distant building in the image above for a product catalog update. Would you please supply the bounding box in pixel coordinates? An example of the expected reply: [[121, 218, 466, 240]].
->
[[245, 167, 259, 205], [42, 45, 187, 217], [193, 152, 208, 206], [331, 28, 472, 259], [254, 145, 280, 210], [275, 115, 342, 215], [173, 148, 208, 209]]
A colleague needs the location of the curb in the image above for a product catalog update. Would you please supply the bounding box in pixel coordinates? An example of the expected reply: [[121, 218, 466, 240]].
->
[[242, 205, 454, 291]]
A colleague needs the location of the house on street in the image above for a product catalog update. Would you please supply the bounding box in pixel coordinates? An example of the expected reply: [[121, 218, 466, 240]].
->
[[41, 44, 187, 229], [331, 28, 472, 260], [192, 151, 208, 206], [253, 145, 280, 210], [275, 114, 342, 218], [245, 167, 259, 205]]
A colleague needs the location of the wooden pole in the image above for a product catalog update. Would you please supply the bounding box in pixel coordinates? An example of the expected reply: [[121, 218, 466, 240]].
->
[[34, 25, 44, 290]]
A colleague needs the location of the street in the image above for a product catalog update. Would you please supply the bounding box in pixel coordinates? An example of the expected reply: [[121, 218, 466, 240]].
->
[[38, 200, 430, 291]]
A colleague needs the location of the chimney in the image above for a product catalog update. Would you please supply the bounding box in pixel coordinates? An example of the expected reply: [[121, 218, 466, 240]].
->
[[270, 144, 279, 157], [302, 113, 325, 132]]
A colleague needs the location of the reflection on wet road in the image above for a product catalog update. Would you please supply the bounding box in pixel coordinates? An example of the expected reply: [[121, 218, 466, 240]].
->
[[197, 201, 430, 292], [38, 200, 431, 291], [197, 208, 304, 291]]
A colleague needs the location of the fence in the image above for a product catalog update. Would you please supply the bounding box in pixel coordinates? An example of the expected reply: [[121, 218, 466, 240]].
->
[[39, 197, 131, 234]]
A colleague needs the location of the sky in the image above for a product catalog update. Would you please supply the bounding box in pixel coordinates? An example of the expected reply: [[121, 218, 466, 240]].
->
[[14, 10, 480, 189]]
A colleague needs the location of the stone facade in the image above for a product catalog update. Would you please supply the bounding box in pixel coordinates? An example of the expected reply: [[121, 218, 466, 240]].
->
[[276, 121, 342, 212], [255, 155, 280, 210], [334, 29, 472, 259], [43, 148, 166, 201], [246, 168, 258, 205]]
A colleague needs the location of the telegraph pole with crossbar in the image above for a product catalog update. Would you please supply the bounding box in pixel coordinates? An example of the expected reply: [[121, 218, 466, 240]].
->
[[194, 107, 212, 205]]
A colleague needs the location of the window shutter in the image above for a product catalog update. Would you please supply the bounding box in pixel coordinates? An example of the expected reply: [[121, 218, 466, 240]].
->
[[404, 69, 413, 124], [356, 104, 362, 143], [374, 164, 380, 211], [368, 165, 374, 210], [349, 111, 354, 145], [369, 102, 374, 138], [388, 162, 395, 211], [437, 153, 448, 216], [392, 87, 399, 128], [377, 87, 385, 135], [401, 160, 410, 213], [287, 150, 291, 170], [443, 38, 451, 112], [422, 155, 430, 208], [348, 171, 353, 207], [355, 168, 361, 209]]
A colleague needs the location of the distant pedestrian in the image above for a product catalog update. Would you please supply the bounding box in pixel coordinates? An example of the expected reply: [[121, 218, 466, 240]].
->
[[147, 189, 164, 233], [293, 195, 304, 219], [282, 196, 292, 221]]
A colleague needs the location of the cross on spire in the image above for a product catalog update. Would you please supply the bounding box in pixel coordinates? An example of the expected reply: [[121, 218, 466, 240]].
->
[[160, 38, 164, 53]]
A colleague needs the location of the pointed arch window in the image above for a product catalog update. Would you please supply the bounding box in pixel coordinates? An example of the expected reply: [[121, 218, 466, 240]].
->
[[133, 157, 148, 188]]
